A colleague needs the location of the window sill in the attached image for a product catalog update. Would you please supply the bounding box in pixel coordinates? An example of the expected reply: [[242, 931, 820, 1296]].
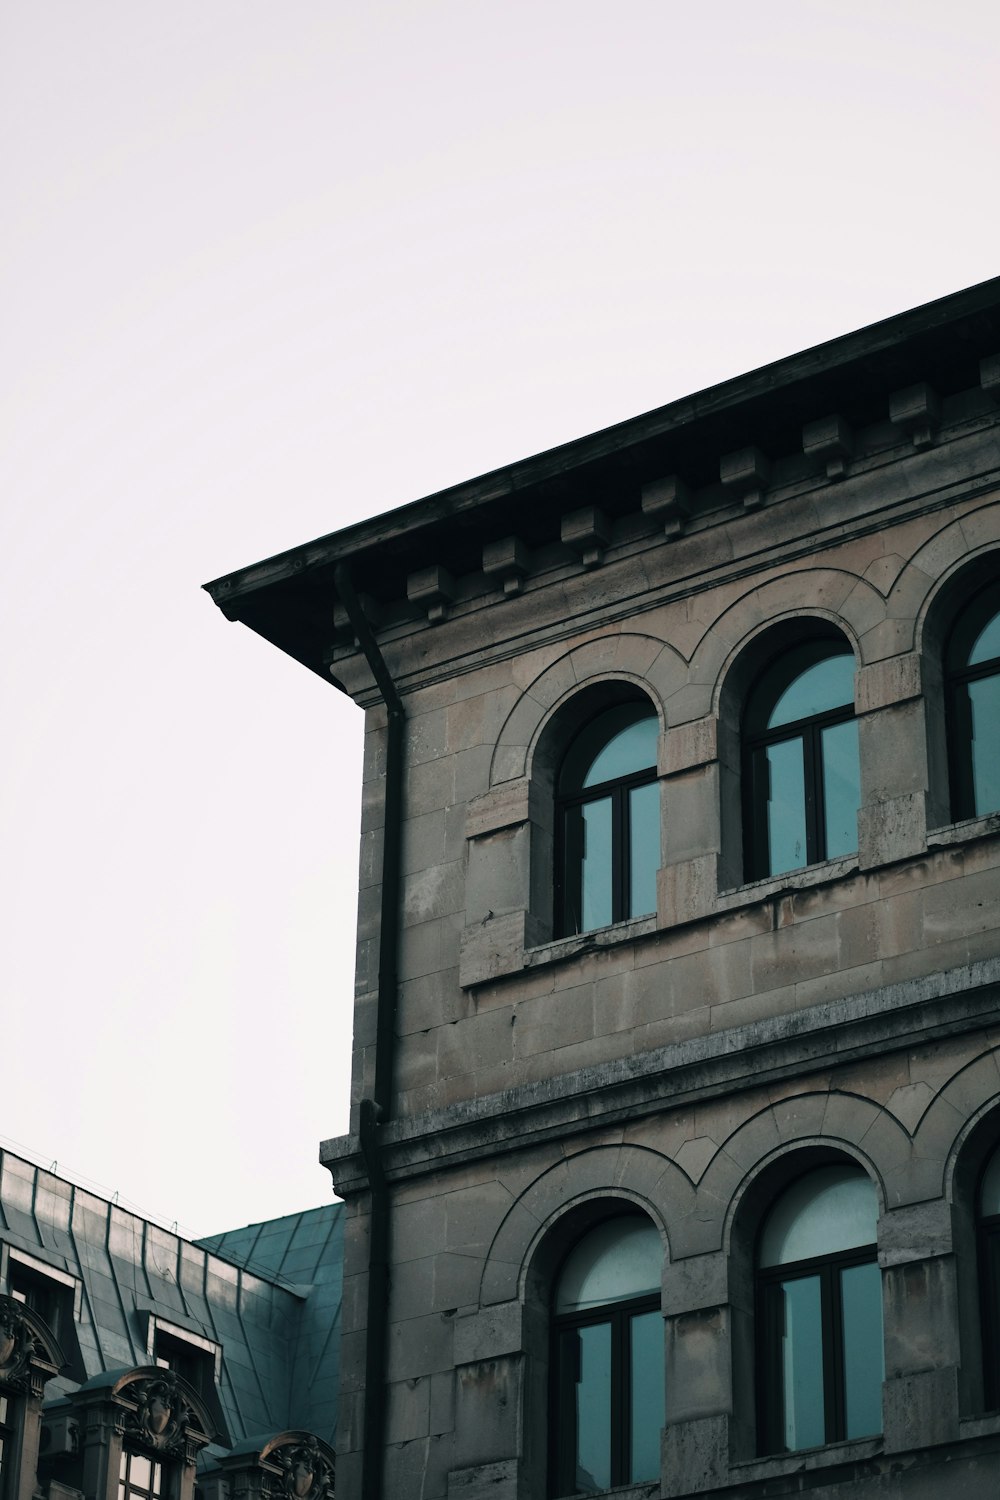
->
[[959, 1409, 1000, 1440], [524, 915, 659, 970], [927, 810, 1000, 849], [459, 910, 658, 988], [730, 1434, 882, 1483], [717, 853, 859, 909]]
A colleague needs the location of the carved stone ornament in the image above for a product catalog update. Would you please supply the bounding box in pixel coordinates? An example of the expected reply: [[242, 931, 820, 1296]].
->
[[120, 1374, 192, 1455], [269, 1436, 335, 1500], [0, 1298, 36, 1387]]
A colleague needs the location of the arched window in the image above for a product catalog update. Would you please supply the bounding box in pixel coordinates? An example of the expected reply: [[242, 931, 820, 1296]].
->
[[946, 579, 1000, 820], [550, 1215, 663, 1495], [978, 1141, 1000, 1408], [756, 1164, 882, 1453], [743, 638, 859, 880], [556, 701, 659, 936]]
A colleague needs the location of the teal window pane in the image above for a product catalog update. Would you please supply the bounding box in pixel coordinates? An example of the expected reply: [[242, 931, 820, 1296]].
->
[[779, 1274, 825, 1450], [556, 1218, 661, 1314], [760, 1166, 877, 1267], [768, 653, 854, 728], [580, 799, 613, 931], [980, 1143, 1000, 1216], [630, 1309, 663, 1481], [969, 607, 1000, 666], [820, 718, 860, 857], [629, 780, 659, 918], [765, 738, 807, 874], [575, 1321, 612, 1493], [969, 674, 1000, 815], [584, 714, 658, 787], [563, 798, 613, 933], [840, 1261, 884, 1438]]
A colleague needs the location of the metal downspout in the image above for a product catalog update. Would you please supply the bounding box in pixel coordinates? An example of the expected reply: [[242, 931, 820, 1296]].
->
[[334, 563, 404, 1500]]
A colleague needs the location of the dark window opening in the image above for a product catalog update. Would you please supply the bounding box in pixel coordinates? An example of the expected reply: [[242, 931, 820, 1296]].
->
[[153, 1332, 211, 1398], [8, 1264, 71, 1346]]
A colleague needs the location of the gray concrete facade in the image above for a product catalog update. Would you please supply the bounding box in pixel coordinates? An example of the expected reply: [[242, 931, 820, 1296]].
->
[[207, 279, 1000, 1497]]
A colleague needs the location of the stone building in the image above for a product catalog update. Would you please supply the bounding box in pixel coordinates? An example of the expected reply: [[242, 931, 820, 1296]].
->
[[0, 1148, 342, 1500], [206, 277, 1000, 1497]]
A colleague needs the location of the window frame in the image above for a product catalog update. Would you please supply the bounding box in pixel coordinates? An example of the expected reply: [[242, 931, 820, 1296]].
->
[[553, 701, 659, 937], [549, 1287, 661, 1496], [118, 1446, 170, 1500], [755, 1241, 880, 1454], [741, 640, 858, 882], [945, 578, 1000, 821]]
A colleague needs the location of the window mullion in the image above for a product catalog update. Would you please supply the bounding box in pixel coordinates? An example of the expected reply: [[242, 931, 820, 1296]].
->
[[611, 1307, 628, 1486], [611, 786, 626, 923], [823, 1262, 844, 1442], [804, 725, 822, 863]]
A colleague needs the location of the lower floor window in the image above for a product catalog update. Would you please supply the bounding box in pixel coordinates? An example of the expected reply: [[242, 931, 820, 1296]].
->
[[757, 1164, 883, 1453], [0, 1393, 13, 1500], [550, 1215, 663, 1495], [119, 1451, 166, 1500]]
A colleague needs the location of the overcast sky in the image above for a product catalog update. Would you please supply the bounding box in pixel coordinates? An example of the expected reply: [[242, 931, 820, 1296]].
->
[[1, 1, 998, 1238]]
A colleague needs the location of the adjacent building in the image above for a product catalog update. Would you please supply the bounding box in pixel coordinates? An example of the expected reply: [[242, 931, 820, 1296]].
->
[[0, 1149, 342, 1500], [205, 275, 1000, 1499]]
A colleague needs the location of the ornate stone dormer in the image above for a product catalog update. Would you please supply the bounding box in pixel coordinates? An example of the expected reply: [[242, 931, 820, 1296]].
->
[[70, 1366, 213, 1500], [202, 1430, 336, 1500], [262, 1432, 336, 1500]]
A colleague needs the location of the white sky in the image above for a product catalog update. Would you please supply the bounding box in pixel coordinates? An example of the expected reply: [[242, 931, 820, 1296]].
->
[[1, 0, 998, 1238]]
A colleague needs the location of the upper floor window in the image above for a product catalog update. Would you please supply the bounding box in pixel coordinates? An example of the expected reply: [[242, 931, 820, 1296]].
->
[[556, 702, 659, 936], [6, 1260, 72, 1347], [153, 1330, 211, 1398], [550, 1214, 663, 1495], [978, 1140, 1000, 1408], [743, 637, 859, 880], [756, 1164, 882, 1454], [946, 579, 1000, 820]]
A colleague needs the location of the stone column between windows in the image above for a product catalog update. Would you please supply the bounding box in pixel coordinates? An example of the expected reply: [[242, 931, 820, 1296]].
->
[[445, 1299, 540, 1500], [658, 715, 724, 923], [855, 653, 931, 869], [877, 1198, 961, 1452], [661, 1249, 733, 1497]]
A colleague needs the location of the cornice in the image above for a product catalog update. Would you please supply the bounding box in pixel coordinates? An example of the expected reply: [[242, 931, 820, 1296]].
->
[[321, 957, 1000, 1197], [204, 280, 1000, 691]]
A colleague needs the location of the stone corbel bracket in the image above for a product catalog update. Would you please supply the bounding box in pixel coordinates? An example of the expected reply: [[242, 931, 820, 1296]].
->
[[641, 474, 693, 538], [981, 353, 1000, 404], [802, 413, 855, 480], [889, 382, 940, 450], [407, 564, 457, 623], [561, 506, 611, 568], [719, 445, 770, 509], [482, 536, 531, 597]]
